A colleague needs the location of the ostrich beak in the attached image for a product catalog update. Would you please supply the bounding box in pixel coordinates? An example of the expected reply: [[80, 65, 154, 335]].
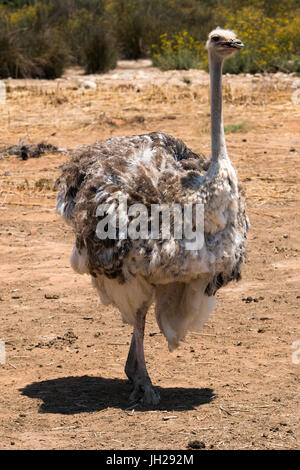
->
[[230, 39, 244, 49], [221, 39, 244, 49]]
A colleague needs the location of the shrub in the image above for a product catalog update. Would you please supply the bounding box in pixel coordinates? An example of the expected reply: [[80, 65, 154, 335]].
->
[[0, 3, 69, 78], [105, 0, 185, 60], [0, 25, 69, 78], [222, 6, 300, 73], [66, 8, 96, 65], [0, 0, 299, 77], [108, 0, 149, 60], [151, 31, 205, 71], [31, 28, 70, 79], [84, 23, 117, 74]]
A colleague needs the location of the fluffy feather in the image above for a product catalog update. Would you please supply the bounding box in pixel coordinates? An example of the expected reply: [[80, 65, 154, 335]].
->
[[56, 131, 248, 349]]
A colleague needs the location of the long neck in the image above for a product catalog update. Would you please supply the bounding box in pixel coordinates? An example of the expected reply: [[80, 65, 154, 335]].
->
[[209, 52, 228, 163]]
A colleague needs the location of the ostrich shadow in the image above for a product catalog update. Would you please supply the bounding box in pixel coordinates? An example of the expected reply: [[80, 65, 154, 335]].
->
[[20, 375, 215, 414]]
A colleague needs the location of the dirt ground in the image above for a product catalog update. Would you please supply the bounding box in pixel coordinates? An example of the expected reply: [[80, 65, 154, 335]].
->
[[0, 60, 299, 450]]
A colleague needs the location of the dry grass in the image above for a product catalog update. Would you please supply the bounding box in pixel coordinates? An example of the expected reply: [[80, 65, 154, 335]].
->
[[0, 65, 296, 148], [0, 65, 298, 211]]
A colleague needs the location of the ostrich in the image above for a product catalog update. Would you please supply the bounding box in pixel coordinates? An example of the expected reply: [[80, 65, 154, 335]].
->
[[56, 28, 249, 405]]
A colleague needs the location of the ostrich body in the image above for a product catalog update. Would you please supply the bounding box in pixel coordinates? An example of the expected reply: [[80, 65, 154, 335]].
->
[[56, 29, 249, 405]]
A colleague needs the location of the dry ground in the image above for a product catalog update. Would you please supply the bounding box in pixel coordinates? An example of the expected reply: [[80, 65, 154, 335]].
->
[[0, 61, 299, 450]]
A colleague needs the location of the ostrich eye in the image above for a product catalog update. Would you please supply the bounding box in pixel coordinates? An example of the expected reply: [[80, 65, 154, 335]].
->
[[211, 36, 220, 42]]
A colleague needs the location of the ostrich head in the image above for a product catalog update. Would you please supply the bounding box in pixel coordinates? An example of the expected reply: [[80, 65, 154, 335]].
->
[[206, 27, 244, 59]]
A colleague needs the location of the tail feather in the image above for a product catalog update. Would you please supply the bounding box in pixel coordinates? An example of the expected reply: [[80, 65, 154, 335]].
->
[[155, 278, 215, 351]]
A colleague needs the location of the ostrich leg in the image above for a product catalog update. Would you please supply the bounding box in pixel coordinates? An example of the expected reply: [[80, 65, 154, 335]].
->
[[124, 332, 137, 383], [125, 306, 160, 405]]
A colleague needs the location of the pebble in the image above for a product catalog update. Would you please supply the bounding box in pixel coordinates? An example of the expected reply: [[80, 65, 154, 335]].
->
[[187, 440, 206, 449]]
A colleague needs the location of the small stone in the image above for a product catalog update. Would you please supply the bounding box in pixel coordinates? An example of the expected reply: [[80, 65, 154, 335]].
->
[[187, 440, 206, 449], [45, 294, 59, 299]]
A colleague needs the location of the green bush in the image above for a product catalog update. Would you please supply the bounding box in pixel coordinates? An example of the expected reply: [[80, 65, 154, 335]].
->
[[0, 24, 69, 78], [0, 23, 34, 78], [0, 3, 69, 78], [0, 0, 299, 77], [108, 0, 149, 59], [31, 29, 70, 79], [84, 23, 117, 74], [66, 8, 97, 66], [152, 31, 205, 71], [222, 6, 300, 73], [106, 0, 190, 60]]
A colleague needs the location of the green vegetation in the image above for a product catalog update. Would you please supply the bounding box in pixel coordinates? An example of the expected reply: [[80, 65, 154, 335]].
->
[[152, 31, 205, 71], [224, 123, 250, 134], [0, 0, 299, 78]]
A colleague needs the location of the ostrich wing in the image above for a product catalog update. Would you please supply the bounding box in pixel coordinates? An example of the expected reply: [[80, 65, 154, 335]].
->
[[56, 132, 210, 280]]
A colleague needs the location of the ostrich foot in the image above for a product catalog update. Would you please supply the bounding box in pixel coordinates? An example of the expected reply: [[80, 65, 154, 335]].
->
[[129, 375, 160, 406], [125, 307, 160, 405], [126, 357, 160, 405]]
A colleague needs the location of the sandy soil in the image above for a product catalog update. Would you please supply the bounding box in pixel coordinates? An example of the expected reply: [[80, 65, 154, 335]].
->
[[0, 61, 299, 450]]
